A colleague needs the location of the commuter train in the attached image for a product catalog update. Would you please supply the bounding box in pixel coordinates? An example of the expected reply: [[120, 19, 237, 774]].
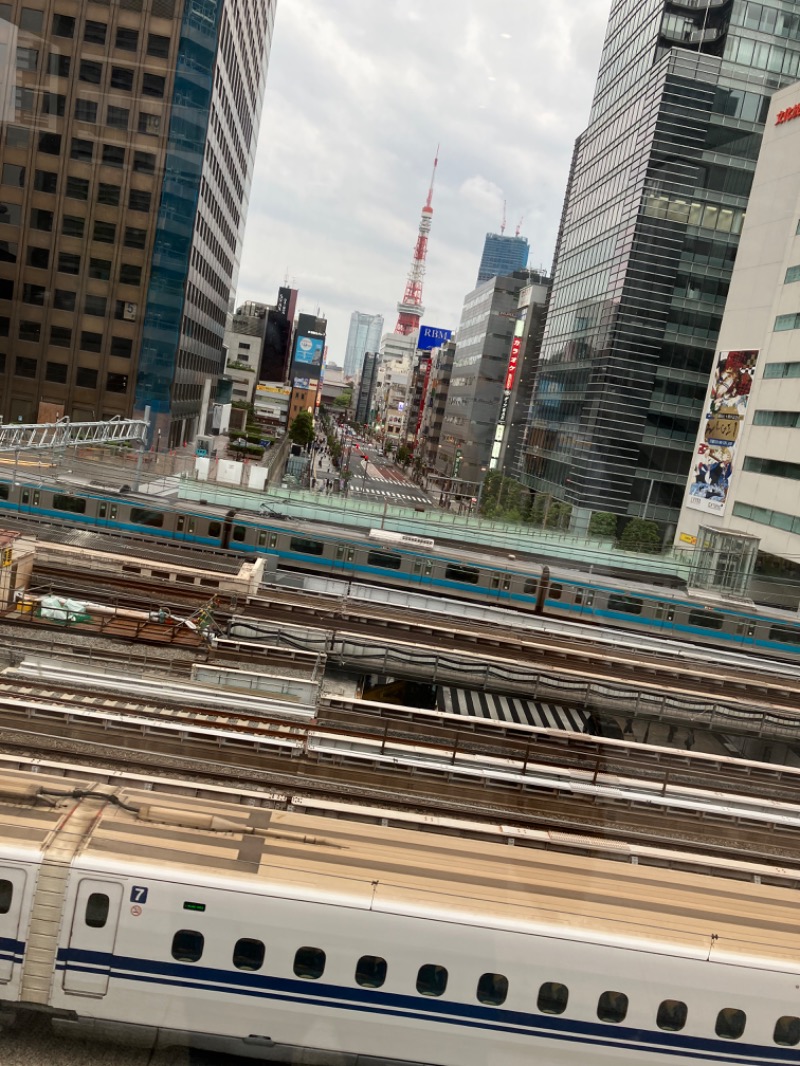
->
[[1, 764, 800, 1064], [2, 476, 800, 658]]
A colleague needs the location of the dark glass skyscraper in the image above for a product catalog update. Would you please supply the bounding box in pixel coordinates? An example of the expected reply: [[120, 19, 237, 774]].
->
[[519, 0, 800, 533]]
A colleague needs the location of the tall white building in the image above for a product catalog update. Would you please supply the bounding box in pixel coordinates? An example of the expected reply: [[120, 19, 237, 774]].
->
[[343, 311, 383, 380], [675, 81, 800, 604]]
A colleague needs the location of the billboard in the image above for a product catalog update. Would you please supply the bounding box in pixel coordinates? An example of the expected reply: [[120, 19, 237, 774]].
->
[[293, 377, 310, 389], [418, 325, 452, 351], [686, 349, 759, 515], [293, 335, 324, 366]]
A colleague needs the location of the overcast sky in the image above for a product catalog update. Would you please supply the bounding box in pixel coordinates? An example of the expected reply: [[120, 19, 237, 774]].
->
[[236, 0, 611, 366]]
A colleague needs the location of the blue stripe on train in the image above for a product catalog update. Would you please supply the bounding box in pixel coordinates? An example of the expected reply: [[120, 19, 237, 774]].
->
[[54, 947, 800, 1064]]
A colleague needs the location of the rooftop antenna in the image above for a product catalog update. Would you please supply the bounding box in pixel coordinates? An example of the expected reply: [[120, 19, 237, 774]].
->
[[394, 145, 439, 335]]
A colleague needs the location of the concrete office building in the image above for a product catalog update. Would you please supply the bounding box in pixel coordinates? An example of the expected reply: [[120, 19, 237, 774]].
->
[[343, 310, 383, 380], [476, 232, 528, 286], [521, 0, 800, 534], [674, 81, 800, 599], [417, 338, 455, 469], [437, 269, 532, 486], [0, 0, 275, 447]]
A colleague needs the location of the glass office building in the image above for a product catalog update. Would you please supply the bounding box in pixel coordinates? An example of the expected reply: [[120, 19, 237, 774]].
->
[[519, 0, 800, 532], [343, 311, 383, 380], [0, 0, 274, 446], [476, 232, 528, 286]]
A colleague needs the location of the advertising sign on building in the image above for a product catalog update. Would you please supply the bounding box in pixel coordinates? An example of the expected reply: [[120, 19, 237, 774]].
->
[[293, 336, 324, 367], [417, 325, 452, 351], [686, 349, 759, 515]]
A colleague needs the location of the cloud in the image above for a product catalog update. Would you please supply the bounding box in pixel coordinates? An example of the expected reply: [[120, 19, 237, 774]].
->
[[237, 0, 608, 361]]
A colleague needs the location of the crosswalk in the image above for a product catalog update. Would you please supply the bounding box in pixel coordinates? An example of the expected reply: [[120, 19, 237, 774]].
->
[[350, 484, 430, 503], [437, 686, 592, 733]]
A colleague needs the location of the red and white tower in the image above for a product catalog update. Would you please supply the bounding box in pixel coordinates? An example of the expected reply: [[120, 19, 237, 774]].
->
[[395, 148, 438, 335]]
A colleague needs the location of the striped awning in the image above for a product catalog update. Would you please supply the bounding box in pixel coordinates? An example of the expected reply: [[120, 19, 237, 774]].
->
[[437, 686, 592, 733]]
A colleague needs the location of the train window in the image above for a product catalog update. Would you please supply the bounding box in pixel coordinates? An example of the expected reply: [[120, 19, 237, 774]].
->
[[657, 999, 687, 1032], [687, 610, 723, 631], [258, 531, 267, 547], [0, 484, 7, 500], [769, 624, 800, 646], [172, 930, 204, 963], [290, 537, 325, 556], [233, 938, 265, 972], [413, 559, 432, 576], [130, 508, 164, 528], [20, 490, 39, 506], [537, 981, 568, 1015], [294, 946, 325, 979], [597, 990, 628, 1023], [232, 525, 246, 542], [574, 589, 583, 606], [0, 879, 12, 914], [476, 972, 508, 1006], [336, 545, 355, 562], [774, 1016, 800, 1046], [716, 1007, 746, 1039], [208, 522, 221, 537], [416, 964, 448, 997], [367, 550, 402, 570], [176, 516, 185, 532], [444, 564, 479, 585], [85, 892, 109, 928], [491, 575, 511, 591], [550, 583, 563, 600], [187, 518, 194, 534], [524, 579, 537, 595], [355, 955, 387, 988], [607, 595, 644, 615], [52, 492, 86, 513]]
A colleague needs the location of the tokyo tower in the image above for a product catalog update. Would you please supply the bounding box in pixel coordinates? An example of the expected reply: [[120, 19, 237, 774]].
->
[[395, 148, 438, 335]]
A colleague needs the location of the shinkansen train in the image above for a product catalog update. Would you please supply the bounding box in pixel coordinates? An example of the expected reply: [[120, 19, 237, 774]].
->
[[2, 764, 800, 1065], [2, 477, 800, 658]]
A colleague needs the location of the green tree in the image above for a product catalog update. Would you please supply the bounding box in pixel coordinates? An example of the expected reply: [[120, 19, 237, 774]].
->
[[396, 444, 411, 466], [288, 411, 314, 447], [333, 390, 352, 408], [619, 518, 662, 553], [589, 511, 618, 537]]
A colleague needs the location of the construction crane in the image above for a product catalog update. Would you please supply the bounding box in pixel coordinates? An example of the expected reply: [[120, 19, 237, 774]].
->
[[0, 415, 148, 453], [515, 215, 524, 238]]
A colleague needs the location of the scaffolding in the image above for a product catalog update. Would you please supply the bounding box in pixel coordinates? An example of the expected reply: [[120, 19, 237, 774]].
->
[[0, 416, 148, 453]]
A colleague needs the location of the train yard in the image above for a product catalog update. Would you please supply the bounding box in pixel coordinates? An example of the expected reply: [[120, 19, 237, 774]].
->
[[0, 530, 797, 881]]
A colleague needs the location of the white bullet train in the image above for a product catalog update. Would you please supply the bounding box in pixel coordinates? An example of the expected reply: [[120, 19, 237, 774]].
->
[[2, 764, 800, 1064]]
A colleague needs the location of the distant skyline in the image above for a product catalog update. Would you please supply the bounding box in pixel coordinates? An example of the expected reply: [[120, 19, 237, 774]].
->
[[236, 0, 609, 363]]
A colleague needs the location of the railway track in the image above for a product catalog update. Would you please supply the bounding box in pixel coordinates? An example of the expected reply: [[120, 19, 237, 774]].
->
[[3, 665, 800, 867]]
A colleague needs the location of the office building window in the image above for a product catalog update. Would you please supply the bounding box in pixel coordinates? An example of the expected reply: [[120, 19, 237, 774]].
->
[[30, 208, 53, 231], [93, 220, 116, 243], [84, 20, 107, 45], [119, 264, 142, 285], [142, 73, 165, 98], [15, 87, 34, 113], [16, 46, 38, 71], [6, 127, 30, 148], [115, 27, 138, 50], [51, 13, 75, 37], [50, 326, 72, 347], [61, 215, 85, 238], [786, 265, 800, 284], [88, 257, 111, 280], [1, 164, 24, 187], [37, 132, 61, 154], [70, 138, 93, 162], [75, 367, 98, 388], [110, 336, 133, 357], [138, 112, 160, 135], [147, 34, 170, 57], [0, 203, 21, 225], [74, 99, 98, 122], [110, 67, 133, 91], [18, 321, 41, 342], [107, 106, 129, 130], [106, 372, 128, 393], [102, 144, 124, 167], [45, 361, 68, 383], [19, 8, 43, 32], [123, 226, 146, 248], [26, 247, 49, 269], [41, 92, 65, 116], [84, 294, 107, 317], [128, 189, 151, 212], [57, 252, 80, 274], [65, 177, 89, 200], [15, 356, 37, 378], [53, 290, 76, 311], [133, 151, 155, 174], [47, 53, 70, 77], [22, 283, 45, 305], [79, 60, 102, 84], [80, 331, 102, 352]]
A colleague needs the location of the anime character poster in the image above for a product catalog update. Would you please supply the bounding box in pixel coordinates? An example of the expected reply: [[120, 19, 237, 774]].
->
[[686, 349, 759, 515]]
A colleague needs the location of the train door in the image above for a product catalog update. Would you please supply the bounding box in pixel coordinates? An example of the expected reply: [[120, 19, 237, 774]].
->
[[96, 501, 118, 529], [62, 879, 123, 996], [0, 867, 26, 983], [175, 514, 196, 544]]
